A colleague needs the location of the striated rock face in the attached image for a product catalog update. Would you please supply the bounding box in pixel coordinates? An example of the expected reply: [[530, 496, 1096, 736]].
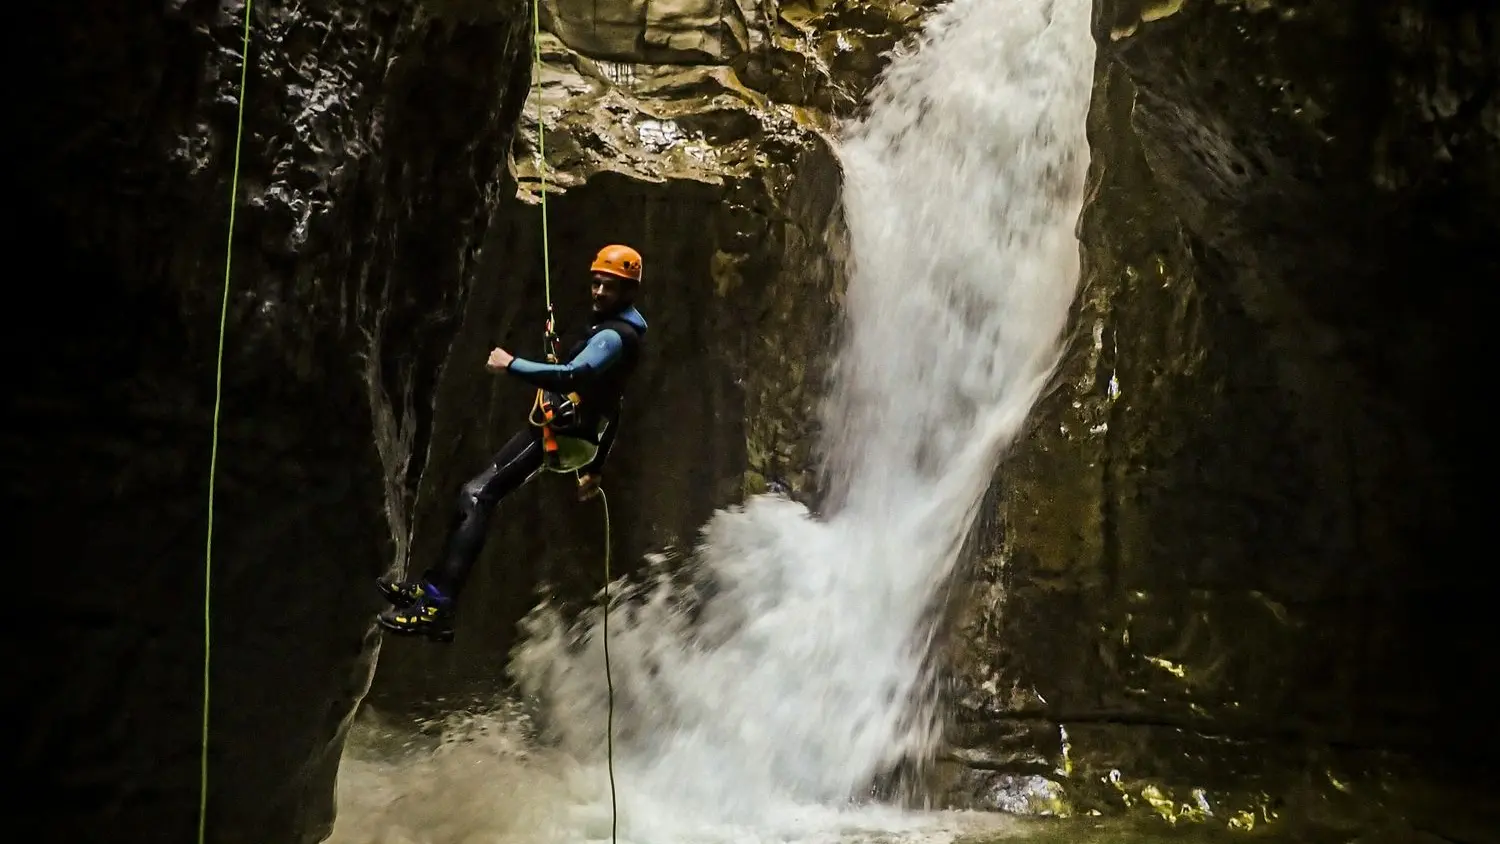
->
[[943, 0, 1499, 836]]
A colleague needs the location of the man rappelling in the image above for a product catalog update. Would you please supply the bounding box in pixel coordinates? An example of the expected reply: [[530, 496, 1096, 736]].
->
[[376, 244, 650, 642]]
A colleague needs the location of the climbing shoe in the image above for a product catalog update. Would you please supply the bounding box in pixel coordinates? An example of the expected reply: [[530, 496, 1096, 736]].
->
[[377, 583, 455, 643], [376, 574, 423, 608]]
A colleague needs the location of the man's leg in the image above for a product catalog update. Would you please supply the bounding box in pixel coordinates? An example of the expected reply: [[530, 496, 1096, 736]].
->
[[424, 428, 544, 601], [378, 428, 543, 639]]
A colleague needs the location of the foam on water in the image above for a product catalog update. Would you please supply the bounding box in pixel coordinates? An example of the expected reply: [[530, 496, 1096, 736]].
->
[[329, 709, 1023, 844], [332, 0, 1096, 838]]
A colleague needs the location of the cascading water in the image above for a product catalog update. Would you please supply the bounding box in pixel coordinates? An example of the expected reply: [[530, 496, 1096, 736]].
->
[[330, 0, 1096, 841]]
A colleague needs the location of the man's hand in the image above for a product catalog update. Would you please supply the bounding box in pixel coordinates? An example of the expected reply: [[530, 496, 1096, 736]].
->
[[486, 347, 514, 373], [577, 473, 601, 501]]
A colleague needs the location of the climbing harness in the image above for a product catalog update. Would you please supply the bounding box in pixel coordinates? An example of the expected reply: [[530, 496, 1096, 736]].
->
[[200, 2, 254, 842], [529, 387, 595, 472], [528, 2, 619, 841]]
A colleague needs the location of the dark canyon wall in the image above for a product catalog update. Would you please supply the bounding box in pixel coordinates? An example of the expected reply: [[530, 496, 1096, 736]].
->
[[17, 0, 531, 841], [942, 1, 1499, 839]]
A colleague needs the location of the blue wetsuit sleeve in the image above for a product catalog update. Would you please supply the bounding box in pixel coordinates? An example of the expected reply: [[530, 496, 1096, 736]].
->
[[506, 329, 623, 392]]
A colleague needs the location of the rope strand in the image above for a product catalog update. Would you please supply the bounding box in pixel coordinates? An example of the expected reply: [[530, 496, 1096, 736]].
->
[[530, 0, 554, 322], [201, 3, 255, 842], [600, 486, 618, 842], [531, 2, 617, 839]]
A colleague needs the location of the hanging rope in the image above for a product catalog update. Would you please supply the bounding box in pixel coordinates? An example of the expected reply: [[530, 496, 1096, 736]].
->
[[599, 486, 618, 843], [200, 2, 255, 842], [530, 0, 558, 358], [530, 2, 618, 840]]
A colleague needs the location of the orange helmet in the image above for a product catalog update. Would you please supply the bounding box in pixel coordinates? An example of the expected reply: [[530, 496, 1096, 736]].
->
[[590, 244, 643, 284]]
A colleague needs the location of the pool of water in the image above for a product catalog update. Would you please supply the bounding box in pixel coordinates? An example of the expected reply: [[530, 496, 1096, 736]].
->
[[326, 706, 1469, 844]]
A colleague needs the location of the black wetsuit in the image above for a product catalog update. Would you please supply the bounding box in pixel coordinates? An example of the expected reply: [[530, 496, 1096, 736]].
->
[[421, 305, 647, 602]]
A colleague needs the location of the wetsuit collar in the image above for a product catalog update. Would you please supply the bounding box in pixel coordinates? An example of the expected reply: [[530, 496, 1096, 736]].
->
[[593, 304, 648, 335]]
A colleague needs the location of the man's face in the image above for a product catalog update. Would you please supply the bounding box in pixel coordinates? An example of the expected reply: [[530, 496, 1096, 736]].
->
[[591, 272, 626, 313]]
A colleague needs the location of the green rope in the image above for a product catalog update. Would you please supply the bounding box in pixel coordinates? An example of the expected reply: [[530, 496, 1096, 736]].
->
[[201, 3, 254, 842], [599, 485, 618, 843], [530, 0, 554, 324], [530, 2, 615, 839]]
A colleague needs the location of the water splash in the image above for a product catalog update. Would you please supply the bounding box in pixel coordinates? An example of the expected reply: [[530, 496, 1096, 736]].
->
[[329, 708, 1021, 844], [333, 0, 1096, 839]]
